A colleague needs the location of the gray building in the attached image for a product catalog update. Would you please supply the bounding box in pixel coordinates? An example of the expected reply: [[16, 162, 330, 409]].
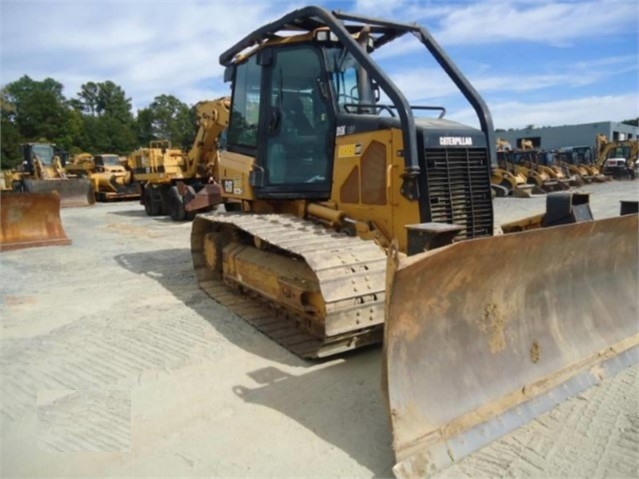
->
[[497, 121, 638, 151]]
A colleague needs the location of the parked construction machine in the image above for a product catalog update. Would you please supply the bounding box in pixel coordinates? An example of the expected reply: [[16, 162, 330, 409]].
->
[[492, 142, 536, 197], [597, 138, 638, 179], [188, 6, 637, 478], [557, 145, 608, 182], [1, 143, 93, 251], [3, 143, 95, 207], [66, 153, 140, 201], [129, 98, 230, 221]]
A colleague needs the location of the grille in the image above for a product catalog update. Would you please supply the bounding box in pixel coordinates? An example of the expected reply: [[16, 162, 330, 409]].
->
[[424, 148, 493, 239]]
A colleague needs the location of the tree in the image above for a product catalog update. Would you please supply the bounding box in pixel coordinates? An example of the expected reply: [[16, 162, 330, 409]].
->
[[621, 118, 638, 127], [135, 108, 155, 146], [140, 94, 193, 148], [73, 80, 137, 154], [0, 90, 22, 169], [3, 75, 73, 144], [77, 81, 100, 115], [95, 81, 133, 123]]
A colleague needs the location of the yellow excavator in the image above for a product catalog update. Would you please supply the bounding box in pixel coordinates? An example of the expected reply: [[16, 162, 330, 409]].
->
[[188, 6, 637, 477], [597, 138, 638, 179], [128, 98, 230, 221]]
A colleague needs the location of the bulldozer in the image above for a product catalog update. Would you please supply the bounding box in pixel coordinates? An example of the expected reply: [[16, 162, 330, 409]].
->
[[128, 97, 230, 221], [65, 152, 140, 201], [188, 6, 638, 477], [4, 143, 95, 207], [0, 143, 93, 251]]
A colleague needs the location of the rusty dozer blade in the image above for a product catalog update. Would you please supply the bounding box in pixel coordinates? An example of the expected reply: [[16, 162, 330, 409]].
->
[[184, 183, 223, 213], [23, 178, 95, 208], [384, 214, 639, 478], [0, 192, 71, 251]]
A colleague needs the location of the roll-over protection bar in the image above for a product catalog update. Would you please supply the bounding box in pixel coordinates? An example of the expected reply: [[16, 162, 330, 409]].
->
[[219, 5, 496, 201]]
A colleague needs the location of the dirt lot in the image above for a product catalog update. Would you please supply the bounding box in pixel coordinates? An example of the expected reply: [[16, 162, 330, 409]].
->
[[2, 180, 638, 478]]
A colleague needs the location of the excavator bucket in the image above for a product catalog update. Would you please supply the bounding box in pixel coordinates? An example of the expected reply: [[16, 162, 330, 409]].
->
[[23, 178, 95, 208], [0, 192, 71, 251], [384, 214, 638, 478]]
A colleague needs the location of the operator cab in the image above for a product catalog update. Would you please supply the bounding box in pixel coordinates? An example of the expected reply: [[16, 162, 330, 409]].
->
[[22, 143, 55, 174]]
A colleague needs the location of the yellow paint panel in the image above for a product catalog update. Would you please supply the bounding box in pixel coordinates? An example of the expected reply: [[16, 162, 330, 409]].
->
[[337, 144, 357, 158]]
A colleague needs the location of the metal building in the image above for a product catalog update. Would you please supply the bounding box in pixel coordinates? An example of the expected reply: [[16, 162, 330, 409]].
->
[[496, 121, 638, 151]]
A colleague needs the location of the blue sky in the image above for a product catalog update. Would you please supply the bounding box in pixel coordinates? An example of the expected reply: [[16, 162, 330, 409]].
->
[[1, 0, 637, 130]]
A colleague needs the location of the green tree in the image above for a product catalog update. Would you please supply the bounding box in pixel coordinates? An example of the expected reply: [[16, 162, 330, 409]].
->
[[0, 90, 22, 169], [3, 75, 73, 144], [73, 80, 137, 154], [135, 107, 154, 147], [96, 81, 133, 123], [77, 81, 100, 115], [140, 94, 192, 148]]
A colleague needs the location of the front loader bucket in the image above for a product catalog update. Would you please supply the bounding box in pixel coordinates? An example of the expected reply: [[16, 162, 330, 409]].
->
[[23, 178, 95, 208], [384, 214, 639, 478], [0, 192, 71, 251]]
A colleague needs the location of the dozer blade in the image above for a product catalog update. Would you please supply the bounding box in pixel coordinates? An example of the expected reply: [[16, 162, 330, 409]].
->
[[384, 214, 638, 478], [0, 192, 71, 251], [512, 184, 534, 198], [23, 178, 95, 208]]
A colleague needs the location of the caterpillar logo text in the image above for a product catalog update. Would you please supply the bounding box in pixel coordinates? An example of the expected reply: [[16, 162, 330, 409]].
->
[[439, 136, 473, 146]]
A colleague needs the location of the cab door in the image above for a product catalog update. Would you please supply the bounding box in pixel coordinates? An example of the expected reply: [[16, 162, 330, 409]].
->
[[256, 45, 333, 199]]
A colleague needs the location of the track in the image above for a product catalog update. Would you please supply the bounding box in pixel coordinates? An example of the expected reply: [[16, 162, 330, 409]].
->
[[191, 212, 387, 358]]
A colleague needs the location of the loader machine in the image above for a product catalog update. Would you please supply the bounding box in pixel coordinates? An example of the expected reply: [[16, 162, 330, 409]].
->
[[9, 143, 95, 207], [0, 143, 93, 250], [189, 6, 638, 477], [66, 153, 140, 201]]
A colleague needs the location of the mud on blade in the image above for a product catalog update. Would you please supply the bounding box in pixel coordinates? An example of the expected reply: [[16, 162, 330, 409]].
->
[[384, 214, 639, 478]]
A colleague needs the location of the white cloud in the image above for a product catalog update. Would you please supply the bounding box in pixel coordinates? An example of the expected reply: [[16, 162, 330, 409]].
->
[[383, 55, 638, 104], [361, 0, 638, 52], [0, 0, 307, 109], [451, 93, 639, 130]]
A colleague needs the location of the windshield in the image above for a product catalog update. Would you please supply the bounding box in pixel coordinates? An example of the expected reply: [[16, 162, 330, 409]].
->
[[607, 146, 630, 159], [32, 144, 54, 165], [325, 47, 374, 113], [100, 155, 120, 166]]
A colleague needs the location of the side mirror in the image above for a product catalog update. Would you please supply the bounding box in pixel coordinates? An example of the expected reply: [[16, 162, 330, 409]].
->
[[223, 66, 235, 83]]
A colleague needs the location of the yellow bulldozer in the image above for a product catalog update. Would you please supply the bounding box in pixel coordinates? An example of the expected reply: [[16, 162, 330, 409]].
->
[[128, 98, 230, 221], [187, 6, 637, 477], [3, 143, 95, 206], [65, 152, 141, 201], [0, 142, 93, 251]]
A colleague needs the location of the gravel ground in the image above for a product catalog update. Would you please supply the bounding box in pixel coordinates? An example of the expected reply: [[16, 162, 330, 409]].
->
[[1, 180, 638, 478]]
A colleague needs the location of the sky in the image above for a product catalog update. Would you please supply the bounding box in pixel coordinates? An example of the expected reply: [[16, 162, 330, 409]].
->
[[1, 0, 637, 130]]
